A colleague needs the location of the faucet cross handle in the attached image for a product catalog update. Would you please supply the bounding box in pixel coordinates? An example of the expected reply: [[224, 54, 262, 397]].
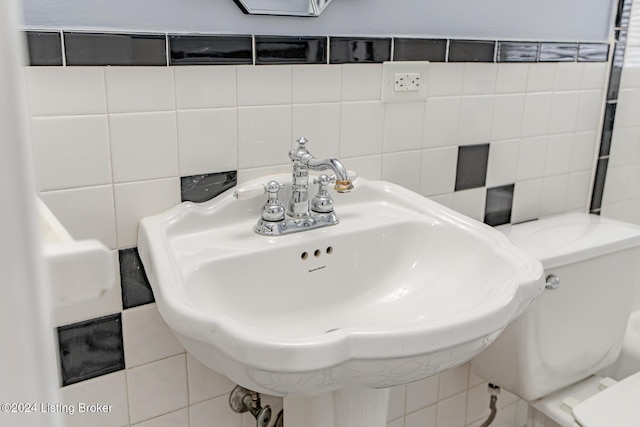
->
[[311, 174, 335, 213]]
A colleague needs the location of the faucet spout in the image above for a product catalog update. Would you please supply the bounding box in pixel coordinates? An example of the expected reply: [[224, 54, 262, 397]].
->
[[307, 158, 354, 193]]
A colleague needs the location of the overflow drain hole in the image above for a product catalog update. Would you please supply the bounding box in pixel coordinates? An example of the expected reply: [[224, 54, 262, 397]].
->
[[326, 246, 333, 254], [301, 252, 308, 260], [314, 249, 321, 257]]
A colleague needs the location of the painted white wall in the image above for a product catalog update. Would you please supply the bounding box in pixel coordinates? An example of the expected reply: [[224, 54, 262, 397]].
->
[[22, 0, 615, 42], [0, 0, 61, 426]]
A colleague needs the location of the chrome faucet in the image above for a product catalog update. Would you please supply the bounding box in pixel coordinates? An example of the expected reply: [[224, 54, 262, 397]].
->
[[233, 137, 353, 236]]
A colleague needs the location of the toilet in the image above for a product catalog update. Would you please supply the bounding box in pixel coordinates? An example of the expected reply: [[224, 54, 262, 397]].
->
[[471, 212, 640, 427], [600, 310, 640, 380]]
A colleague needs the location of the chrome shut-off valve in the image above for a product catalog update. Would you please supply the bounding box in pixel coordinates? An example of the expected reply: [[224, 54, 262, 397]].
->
[[229, 385, 272, 427]]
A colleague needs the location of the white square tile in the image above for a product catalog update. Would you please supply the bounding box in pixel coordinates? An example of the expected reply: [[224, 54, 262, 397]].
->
[[491, 94, 525, 141], [31, 115, 112, 191], [186, 354, 236, 404], [237, 164, 290, 184], [548, 91, 581, 135], [620, 60, 640, 89], [466, 383, 491, 425], [428, 63, 464, 96], [521, 92, 553, 138], [339, 101, 384, 157], [54, 250, 122, 326], [105, 67, 175, 113], [174, 66, 237, 109], [122, 303, 184, 368], [438, 363, 469, 400], [189, 395, 243, 427], [24, 67, 107, 116], [566, 171, 591, 211], [544, 133, 574, 176], [341, 64, 382, 101], [61, 371, 129, 427], [237, 65, 292, 106], [452, 188, 486, 222], [526, 63, 557, 92], [387, 385, 406, 421], [386, 417, 404, 427], [292, 103, 341, 159], [436, 391, 467, 427], [177, 108, 238, 176], [576, 90, 604, 132], [423, 96, 461, 148], [512, 179, 542, 224], [462, 63, 497, 95], [405, 404, 436, 427], [383, 102, 425, 152], [131, 408, 188, 427], [39, 185, 117, 249], [127, 354, 188, 424], [517, 136, 548, 180], [603, 165, 631, 204], [420, 147, 457, 196], [237, 105, 292, 168], [293, 64, 342, 103], [495, 63, 529, 94], [614, 89, 640, 128], [540, 174, 570, 216], [581, 63, 608, 90], [109, 112, 179, 183], [406, 375, 439, 413], [486, 139, 519, 187], [342, 155, 382, 180], [554, 63, 584, 91], [382, 151, 422, 193], [571, 131, 597, 171], [609, 127, 639, 167], [113, 178, 181, 249], [458, 95, 494, 145]]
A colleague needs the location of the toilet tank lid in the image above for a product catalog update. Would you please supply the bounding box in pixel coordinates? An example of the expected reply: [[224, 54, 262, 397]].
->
[[497, 213, 640, 268]]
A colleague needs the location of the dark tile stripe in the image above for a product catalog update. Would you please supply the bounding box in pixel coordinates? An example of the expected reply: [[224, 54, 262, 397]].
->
[[577, 43, 609, 62], [119, 248, 154, 310], [393, 38, 447, 62], [58, 313, 125, 386], [255, 36, 327, 65], [26, 31, 63, 66], [590, 158, 609, 212], [329, 37, 391, 64], [448, 40, 495, 63], [599, 102, 617, 157], [608, 33, 627, 100], [538, 43, 578, 62], [169, 34, 252, 65], [497, 42, 539, 63], [64, 32, 167, 66], [616, 0, 633, 29]]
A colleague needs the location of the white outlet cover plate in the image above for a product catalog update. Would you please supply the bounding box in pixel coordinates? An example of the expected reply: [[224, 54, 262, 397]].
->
[[381, 61, 429, 103]]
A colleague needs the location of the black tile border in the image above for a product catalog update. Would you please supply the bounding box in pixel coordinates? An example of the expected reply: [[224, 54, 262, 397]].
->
[[119, 248, 154, 310], [24, 30, 613, 67], [484, 184, 515, 227], [455, 144, 490, 191], [181, 171, 237, 203]]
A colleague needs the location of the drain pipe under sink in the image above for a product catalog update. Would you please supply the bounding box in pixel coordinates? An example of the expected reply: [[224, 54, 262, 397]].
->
[[478, 383, 501, 427]]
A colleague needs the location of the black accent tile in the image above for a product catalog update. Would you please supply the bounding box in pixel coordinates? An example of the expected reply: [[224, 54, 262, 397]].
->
[[181, 171, 237, 203], [64, 32, 167, 66], [538, 43, 578, 62], [393, 38, 447, 62], [329, 37, 391, 64], [608, 34, 627, 101], [169, 34, 252, 65], [484, 184, 515, 227], [599, 102, 617, 157], [497, 42, 538, 63], [26, 31, 63, 66], [448, 40, 495, 63], [455, 144, 490, 191], [58, 314, 125, 386], [577, 43, 609, 62], [119, 248, 154, 310], [590, 158, 609, 211], [255, 36, 327, 65]]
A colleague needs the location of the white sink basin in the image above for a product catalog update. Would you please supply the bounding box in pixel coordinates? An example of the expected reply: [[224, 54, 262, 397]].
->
[[138, 174, 544, 397]]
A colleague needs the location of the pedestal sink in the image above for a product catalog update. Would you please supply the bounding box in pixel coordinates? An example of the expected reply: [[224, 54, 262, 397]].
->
[[138, 174, 544, 426]]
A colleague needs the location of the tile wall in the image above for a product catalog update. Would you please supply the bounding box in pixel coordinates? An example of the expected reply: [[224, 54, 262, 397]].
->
[[23, 29, 613, 427]]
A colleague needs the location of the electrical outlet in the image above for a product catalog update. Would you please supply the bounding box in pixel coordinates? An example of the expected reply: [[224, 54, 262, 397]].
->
[[394, 73, 422, 92], [381, 61, 429, 103]]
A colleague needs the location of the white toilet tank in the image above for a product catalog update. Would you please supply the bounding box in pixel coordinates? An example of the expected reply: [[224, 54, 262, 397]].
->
[[471, 213, 640, 401]]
